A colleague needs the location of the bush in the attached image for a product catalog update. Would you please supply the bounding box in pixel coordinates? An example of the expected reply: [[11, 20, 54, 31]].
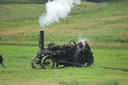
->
[[86, 0, 111, 2], [0, 0, 48, 4]]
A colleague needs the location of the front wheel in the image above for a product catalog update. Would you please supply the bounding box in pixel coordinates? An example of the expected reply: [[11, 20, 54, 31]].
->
[[31, 56, 41, 69], [41, 56, 55, 69]]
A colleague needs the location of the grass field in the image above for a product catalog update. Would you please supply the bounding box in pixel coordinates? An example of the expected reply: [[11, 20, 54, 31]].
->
[[0, 0, 128, 49], [0, 0, 128, 85], [0, 45, 128, 85]]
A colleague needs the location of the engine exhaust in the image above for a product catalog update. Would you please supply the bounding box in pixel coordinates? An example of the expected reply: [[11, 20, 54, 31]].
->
[[40, 30, 44, 50]]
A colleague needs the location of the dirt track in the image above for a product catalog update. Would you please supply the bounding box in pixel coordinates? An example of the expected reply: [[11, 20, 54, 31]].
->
[[104, 67, 128, 72]]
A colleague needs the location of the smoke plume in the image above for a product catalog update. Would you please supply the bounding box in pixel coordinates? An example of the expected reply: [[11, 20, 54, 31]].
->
[[78, 35, 90, 45], [39, 0, 81, 29]]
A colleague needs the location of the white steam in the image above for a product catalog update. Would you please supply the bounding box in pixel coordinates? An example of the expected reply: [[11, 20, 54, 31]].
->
[[39, 0, 81, 29], [78, 37, 90, 45]]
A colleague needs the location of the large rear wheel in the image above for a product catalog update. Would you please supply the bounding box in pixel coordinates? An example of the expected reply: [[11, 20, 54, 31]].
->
[[41, 56, 55, 69], [73, 48, 93, 67]]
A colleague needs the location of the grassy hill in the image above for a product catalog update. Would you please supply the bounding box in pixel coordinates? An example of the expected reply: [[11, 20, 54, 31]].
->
[[0, 0, 128, 85], [0, 0, 128, 49]]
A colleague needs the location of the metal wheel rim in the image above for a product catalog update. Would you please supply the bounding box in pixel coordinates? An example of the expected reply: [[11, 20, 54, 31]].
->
[[32, 56, 41, 69], [77, 52, 86, 64], [41, 56, 55, 69], [78, 51, 93, 67]]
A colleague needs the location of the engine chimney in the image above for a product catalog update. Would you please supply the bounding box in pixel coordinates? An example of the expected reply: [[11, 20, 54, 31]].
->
[[40, 30, 44, 50]]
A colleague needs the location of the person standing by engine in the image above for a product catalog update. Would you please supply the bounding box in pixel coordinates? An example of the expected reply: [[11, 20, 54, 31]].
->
[[0, 54, 5, 68], [84, 41, 91, 51], [84, 41, 94, 64], [77, 41, 83, 49]]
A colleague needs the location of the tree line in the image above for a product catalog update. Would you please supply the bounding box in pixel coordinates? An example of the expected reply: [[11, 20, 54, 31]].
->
[[86, 0, 113, 2], [0, 0, 113, 4], [0, 0, 48, 4]]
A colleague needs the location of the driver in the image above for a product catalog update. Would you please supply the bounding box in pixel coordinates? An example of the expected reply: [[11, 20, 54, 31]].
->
[[83, 41, 91, 51], [77, 41, 83, 49]]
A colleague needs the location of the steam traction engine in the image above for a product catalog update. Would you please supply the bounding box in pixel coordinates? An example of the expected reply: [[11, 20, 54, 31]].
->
[[31, 30, 94, 69]]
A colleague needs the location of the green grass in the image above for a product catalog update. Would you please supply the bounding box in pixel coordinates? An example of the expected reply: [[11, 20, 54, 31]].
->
[[0, 45, 128, 85], [0, 0, 128, 85]]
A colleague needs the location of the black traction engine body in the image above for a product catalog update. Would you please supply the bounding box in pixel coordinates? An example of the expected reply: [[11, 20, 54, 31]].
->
[[31, 31, 94, 69]]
